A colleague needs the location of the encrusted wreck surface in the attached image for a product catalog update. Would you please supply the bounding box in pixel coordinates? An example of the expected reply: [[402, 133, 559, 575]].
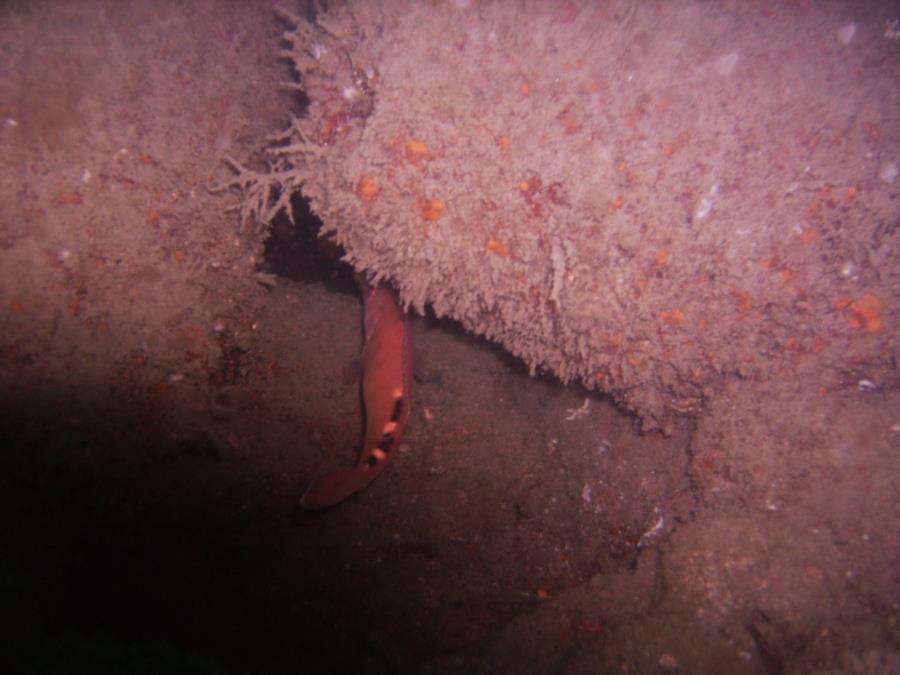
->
[[2, 1, 897, 672], [237, 0, 896, 431]]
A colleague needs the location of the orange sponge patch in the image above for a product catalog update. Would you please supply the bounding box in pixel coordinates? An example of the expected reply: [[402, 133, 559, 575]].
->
[[357, 176, 381, 201], [659, 308, 686, 327], [848, 293, 884, 333], [421, 197, 446, 222], [405, 139, 431, 160]]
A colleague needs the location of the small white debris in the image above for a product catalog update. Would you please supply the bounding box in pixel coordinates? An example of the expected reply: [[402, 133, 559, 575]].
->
[[694, 197, 712, 221], [638, 515, 665, 547], [858, 379, 881, 393], [169, 372, 184, 383], [886, 19, 900, 40], [81, 169, 92, 184], [879, 161, 897, 184], [565, 397, 591, 421], [658, 653, 678, 671], [715, 51, 739, 76], [839, 262, 858, 280], [837, 23, 857, 45], [581, 483, 592, 503], [3, 117, 18, 127]]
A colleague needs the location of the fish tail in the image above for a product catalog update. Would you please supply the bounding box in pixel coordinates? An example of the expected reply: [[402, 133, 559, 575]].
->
[[300, 464, 385, 509]]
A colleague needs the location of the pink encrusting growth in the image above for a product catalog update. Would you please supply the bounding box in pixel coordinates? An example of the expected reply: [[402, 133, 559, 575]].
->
[[300, 280, 413, 509]]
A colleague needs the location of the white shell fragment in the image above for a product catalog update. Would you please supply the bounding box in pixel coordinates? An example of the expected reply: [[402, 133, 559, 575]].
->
[[715, 51, 739, 76], [565, 397, 591, 421], [638, 515, 665, 547], [837, 23, 857, 45], [695, 197, 712, 221], [858, 379, 881, 393], [581, 483, 592, 503]]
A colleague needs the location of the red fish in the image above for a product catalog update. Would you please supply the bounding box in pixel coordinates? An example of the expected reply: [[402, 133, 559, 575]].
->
[[300, 279, 413, 509]]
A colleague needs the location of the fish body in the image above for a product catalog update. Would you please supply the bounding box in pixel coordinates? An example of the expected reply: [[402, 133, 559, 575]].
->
[[300, 280, 413, 509]]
